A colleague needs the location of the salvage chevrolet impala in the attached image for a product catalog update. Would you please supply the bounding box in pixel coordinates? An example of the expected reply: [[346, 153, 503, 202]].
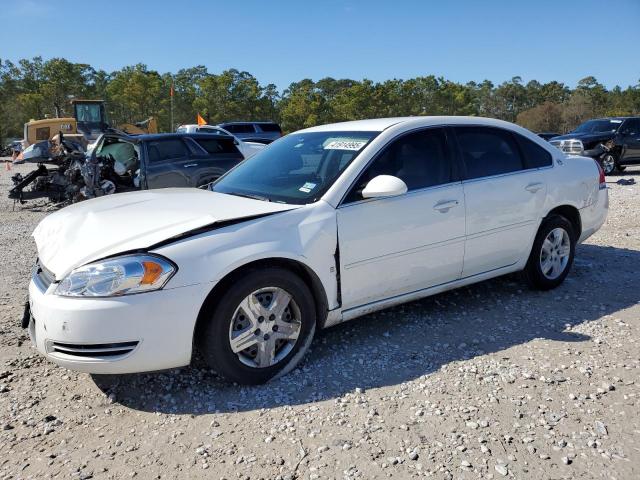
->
[[25, 117, 609, 384]]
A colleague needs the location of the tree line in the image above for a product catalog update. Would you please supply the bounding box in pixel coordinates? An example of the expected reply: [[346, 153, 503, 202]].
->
[[1, 56, 639, 143]]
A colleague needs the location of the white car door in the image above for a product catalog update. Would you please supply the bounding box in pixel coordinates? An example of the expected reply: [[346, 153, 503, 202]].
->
[[337, 127, 465, 310], [454, 126, 549, 277]]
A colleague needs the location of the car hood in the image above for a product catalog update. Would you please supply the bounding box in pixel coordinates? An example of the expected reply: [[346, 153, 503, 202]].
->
[[551, 132, 614, 143], [33, 189, 298, 278]]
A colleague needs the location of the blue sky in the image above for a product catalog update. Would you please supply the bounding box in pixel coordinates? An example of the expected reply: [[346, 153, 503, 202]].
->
[[1, 0, 638, 90]]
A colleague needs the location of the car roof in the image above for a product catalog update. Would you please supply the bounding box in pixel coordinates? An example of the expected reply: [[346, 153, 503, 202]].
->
[[219, 121, 279, 125], [107, 131, 234, 142], [589, 116, 637, 121], [178, 124, 223, 129], [297, 116, 527, 133]]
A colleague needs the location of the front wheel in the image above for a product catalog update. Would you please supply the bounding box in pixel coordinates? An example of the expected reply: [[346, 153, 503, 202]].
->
[[198, 268, 316, 384], [599, 153, 618, 175], [523, 215, 576, 290]]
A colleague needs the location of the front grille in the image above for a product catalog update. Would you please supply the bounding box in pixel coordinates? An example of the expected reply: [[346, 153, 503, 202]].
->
[[551, 139, 583, 155], [48, 341, 139, 358], [32, 259, 55, 291]]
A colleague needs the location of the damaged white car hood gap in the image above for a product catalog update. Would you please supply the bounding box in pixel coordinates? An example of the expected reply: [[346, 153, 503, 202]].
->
[[33, 189, 298, 278]]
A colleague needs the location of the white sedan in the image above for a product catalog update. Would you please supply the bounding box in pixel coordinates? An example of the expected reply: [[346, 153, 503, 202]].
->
[[176, 124, 265, 159], [26, 117, 608, 384]]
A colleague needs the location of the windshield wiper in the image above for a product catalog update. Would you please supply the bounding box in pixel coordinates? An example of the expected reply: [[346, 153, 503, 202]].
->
[[225, 191, 271, 202]]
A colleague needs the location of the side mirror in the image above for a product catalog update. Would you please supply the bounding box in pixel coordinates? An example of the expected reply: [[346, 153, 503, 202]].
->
[[361, 175, 408, 199]]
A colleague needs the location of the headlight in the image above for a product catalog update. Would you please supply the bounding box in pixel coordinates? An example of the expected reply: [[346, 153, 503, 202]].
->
[[55, 254, 176, 297]]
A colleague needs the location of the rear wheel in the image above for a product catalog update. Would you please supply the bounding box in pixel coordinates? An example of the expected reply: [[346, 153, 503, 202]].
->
[[523, 215, 576, 290], [198, 268, 316, 384]]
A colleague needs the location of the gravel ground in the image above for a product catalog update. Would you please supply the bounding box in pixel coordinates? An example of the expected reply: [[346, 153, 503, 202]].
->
[[1, 159, 639, 480]]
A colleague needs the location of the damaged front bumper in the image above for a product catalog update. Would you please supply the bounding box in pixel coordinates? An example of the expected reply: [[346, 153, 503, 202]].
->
[[582, 144, 607, 159], [551, 138, 611, 159], [25, 267, 210, 375]]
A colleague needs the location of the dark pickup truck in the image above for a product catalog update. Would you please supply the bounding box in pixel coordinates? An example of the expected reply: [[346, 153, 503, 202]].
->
[[9, 131, 245, 204], [550, 117, 640, 174]]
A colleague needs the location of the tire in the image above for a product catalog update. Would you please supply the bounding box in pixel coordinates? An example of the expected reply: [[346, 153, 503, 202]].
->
[[599, 153, 618, 175], [198, 267, 316, 384], [522, 215, 576, 290]]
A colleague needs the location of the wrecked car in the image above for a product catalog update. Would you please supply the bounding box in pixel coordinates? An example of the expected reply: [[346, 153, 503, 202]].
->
[[24, 116, 608, 385], [9, 135, 100, 204], [9, 131, 245, 204], [550, 117, 640, 174]]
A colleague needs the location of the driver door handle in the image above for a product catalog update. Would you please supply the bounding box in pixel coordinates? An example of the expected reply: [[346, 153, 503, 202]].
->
[[183, 163, 198, 168], [433, 200, 459, 212], [525, 182, 544, 193]]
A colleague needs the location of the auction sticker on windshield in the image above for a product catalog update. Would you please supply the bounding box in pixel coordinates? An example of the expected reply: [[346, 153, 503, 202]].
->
[[324, 140, 368, 151], [299, 182, 316, 193]]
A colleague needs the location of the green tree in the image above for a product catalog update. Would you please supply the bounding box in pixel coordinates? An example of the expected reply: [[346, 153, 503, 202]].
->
[[194, 69, 273, 125], [279, 79, 328, 131], [39, 58, 96, 117], [562, 92, 593, 131], [516, 101, 564, 132], [576, 76, 608, 117], [2, 55, 640, 141], [106, 64, 168, 129]]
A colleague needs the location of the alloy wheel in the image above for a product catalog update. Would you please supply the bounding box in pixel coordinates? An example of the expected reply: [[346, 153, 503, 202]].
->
[[601, 154, 615, 175], [539, 227, 571, 280], [228, 287, 302, 368]]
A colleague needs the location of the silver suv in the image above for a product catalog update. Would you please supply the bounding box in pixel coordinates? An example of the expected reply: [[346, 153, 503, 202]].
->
[[217, 122, 282, 144]]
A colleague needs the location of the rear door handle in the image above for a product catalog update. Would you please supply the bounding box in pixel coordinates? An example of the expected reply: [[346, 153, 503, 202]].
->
[[525, 182, 544, 193], [183, 163, 198, 168], [433, 200, 459, 212]]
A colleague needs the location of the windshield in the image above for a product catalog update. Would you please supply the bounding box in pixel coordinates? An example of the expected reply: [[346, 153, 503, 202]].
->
[[212, 131, 378, 204], [572, 119, 622, 134], [75, 104, 102, 123]]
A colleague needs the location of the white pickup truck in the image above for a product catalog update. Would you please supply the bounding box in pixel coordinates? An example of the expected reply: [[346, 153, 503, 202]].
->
[[176, 124, 266, 159]]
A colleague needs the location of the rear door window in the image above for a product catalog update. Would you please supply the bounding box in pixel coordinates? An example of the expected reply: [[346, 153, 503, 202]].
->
[[257, 123, 282, 133], [146, 138, 189, 163], [194, 137, 240, 155], [224, 124, 256, 134], [454, 126, 525, 179], [515, 134, 553, 168]]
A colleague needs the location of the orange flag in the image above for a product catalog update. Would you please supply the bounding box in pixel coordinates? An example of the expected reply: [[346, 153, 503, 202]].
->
[[197, 113, 206, 126]]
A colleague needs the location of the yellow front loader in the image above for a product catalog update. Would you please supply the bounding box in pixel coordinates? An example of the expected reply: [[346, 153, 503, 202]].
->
[[23, 100, 158, 147]]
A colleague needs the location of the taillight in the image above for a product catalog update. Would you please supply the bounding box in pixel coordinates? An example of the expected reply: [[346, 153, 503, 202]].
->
[[595, 160, 606, 189]]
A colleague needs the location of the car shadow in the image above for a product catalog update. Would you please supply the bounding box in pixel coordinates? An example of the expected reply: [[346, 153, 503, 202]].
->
[[606, 165, 640, 180], [92, 243, 640, 414]]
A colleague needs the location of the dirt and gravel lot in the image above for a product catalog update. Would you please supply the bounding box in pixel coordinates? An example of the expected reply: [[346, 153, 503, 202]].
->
[[0, 160, 638, 480]]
